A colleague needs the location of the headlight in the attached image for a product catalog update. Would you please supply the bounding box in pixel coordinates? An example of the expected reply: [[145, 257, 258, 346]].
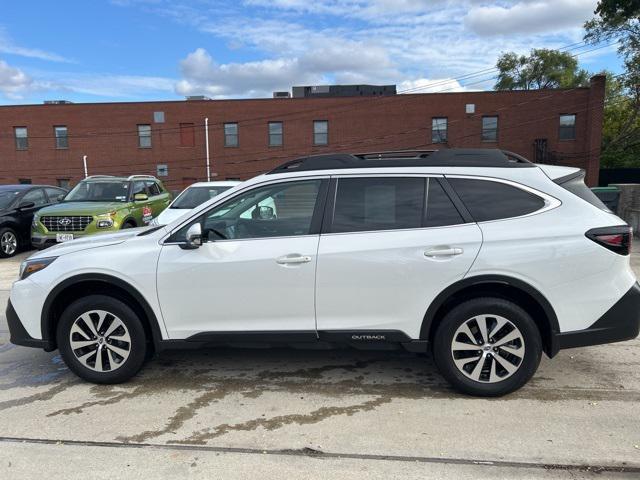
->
[[19, 257, 57, 280], [32, 215, 39, 228], [96, 219, 114, 228]]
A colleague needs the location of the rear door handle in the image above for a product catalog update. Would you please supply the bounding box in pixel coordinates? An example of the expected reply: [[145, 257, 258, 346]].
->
[[424, 247, 464, 257], [276, 254, 312, 265]]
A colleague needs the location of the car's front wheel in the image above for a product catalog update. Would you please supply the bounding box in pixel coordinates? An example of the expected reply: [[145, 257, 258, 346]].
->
[[433, 297, 542, 397], [0, 227, 19, 258], [57, 295, 147, 384]]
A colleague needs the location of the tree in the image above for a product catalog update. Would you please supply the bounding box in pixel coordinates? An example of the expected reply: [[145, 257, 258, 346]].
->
[[494, 49, 590, 90], [600, 72, 640, 167], [585, 1, 640, 167]]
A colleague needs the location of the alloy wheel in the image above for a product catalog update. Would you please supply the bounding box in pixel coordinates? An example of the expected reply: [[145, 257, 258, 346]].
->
[[450, 314, 525, 383], [1, 231, 17, 256], [69, 310, 131, 372]]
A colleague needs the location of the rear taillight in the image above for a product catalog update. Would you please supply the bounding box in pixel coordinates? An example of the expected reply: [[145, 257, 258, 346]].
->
[[586, 226, 633, 255]]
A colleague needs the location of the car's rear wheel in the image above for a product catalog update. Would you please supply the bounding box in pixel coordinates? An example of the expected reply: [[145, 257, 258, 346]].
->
[[57, 295, 147, 384], [0, 227, 19, 258], [433, 297, 542, 397]]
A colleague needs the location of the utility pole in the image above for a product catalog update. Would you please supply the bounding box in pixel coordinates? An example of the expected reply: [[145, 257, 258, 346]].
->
[[83, 155, 88, 178], [205, 117, 211, 181]]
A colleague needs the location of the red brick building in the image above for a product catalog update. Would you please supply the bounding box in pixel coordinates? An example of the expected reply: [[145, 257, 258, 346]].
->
[[0, 75, 605, 191]]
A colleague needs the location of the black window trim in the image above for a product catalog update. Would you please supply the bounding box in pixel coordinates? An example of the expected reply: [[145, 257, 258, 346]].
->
[[163, 176, 330, 244], [321, 174, 475, 235], [444, 174, 560, 223]]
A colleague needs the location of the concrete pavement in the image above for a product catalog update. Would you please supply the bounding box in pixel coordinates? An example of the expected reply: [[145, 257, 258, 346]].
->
[[0, 250, 639, 479]]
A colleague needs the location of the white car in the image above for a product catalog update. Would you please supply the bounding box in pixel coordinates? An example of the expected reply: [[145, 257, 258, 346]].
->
[[7, 149, 640, 396], [152, 181, 240, 225]]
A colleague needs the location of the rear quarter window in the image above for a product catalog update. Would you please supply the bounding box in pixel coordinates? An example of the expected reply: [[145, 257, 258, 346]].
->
[[448, 178, 546, 222], [558, 172, 610, 212]]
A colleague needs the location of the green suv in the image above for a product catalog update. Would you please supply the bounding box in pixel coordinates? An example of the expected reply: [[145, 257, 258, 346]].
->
[[32, 175, 171, 249]]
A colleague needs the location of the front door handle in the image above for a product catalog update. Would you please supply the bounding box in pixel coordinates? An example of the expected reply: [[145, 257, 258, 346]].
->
[[276, 254, 312, 265], [424, 247, 464, 257]]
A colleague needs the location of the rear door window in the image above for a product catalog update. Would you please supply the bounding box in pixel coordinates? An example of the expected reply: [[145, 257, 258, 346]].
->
[[45, 187, 66, 203], [331, 177, 424, 233], [21, 188, 47, 207], [448, 178, 545, 222]]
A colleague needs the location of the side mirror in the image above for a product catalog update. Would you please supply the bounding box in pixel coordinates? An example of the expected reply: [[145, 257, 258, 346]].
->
[[257, 205, 275, 220], [134, 193, 149, 202], [181, 223, 202, 250], [18, 201, 35, 210], [56, 194, 65, 202]]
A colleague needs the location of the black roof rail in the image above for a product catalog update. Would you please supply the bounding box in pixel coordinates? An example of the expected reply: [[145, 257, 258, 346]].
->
[[267, 148, 533, 174]]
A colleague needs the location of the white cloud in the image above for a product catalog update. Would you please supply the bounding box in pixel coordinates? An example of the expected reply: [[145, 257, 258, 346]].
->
[[0, 60, 33, 99], [465, 0, 598, 36], [0, 28, 71, 63], [175, 41, 400, 98], [398, 77, 469, 93]]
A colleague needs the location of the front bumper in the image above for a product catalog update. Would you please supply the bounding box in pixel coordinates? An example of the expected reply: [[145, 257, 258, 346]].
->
[[31, 233, 87, 249], [6, 300, 54, 351], [555, 282, 640, 352]]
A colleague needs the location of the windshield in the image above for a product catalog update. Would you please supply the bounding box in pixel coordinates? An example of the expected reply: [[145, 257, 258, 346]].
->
[[64, 181, 130, 202], [171, 186, 233, 209], [0, 190, 21, 210]]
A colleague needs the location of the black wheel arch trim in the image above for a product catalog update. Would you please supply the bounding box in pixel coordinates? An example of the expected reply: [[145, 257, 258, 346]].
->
[[41, 273, 164, 350], [420, 274, 560, 354]]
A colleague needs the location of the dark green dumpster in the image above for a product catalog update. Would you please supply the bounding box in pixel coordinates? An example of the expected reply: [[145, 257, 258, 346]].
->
[[591, 186, 620, 212]]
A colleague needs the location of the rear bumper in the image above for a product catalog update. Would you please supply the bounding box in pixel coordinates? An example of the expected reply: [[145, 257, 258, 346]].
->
[[6, 300, 54, 351], [554, 282, 640, 353]]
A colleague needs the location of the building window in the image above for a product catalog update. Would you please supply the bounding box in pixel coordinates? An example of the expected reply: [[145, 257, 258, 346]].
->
[[14, 127, 28, 150], [54, 126, 68, 149], [559, 114, 576, 140], [154, 111, 165, 123], [224, 122, 238, 147], [19, 178, 32, 184], [313, 120, 328, 145], [57, 179, 70, 189], [180, 123, 195, 147], [431, 117, 448, 143], [269, 121, 283, 146], [481, 116, 498, 142], [138, 124, 152, 148]]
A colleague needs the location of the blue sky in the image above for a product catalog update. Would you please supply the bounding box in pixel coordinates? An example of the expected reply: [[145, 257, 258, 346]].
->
[[0, 0, 624, 104]]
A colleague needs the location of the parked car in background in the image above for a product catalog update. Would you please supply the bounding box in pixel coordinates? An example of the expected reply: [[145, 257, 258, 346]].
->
[[32, 175, 171, 249], [8, 149, 640, 396], [151, 181, 240, 225], [0, 185, 67, 258]]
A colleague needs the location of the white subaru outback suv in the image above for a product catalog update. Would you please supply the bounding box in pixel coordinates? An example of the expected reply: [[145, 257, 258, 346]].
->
[[7, 149, 640, 396]]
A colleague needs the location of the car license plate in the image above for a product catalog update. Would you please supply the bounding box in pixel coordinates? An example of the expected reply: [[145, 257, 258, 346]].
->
[[56, 233, 74, 242]]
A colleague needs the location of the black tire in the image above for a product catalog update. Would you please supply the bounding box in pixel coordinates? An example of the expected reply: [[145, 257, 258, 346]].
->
[[56, 295, 147, 384], [432, 297, 542, 397], [0, 227, 19, 258]]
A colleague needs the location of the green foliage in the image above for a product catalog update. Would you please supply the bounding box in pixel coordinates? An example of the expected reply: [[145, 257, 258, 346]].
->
[[585, 2, 640, 167], [600, 72, 640, 167], [595, 0, 640, 22], [494, 48, 590, 90]]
